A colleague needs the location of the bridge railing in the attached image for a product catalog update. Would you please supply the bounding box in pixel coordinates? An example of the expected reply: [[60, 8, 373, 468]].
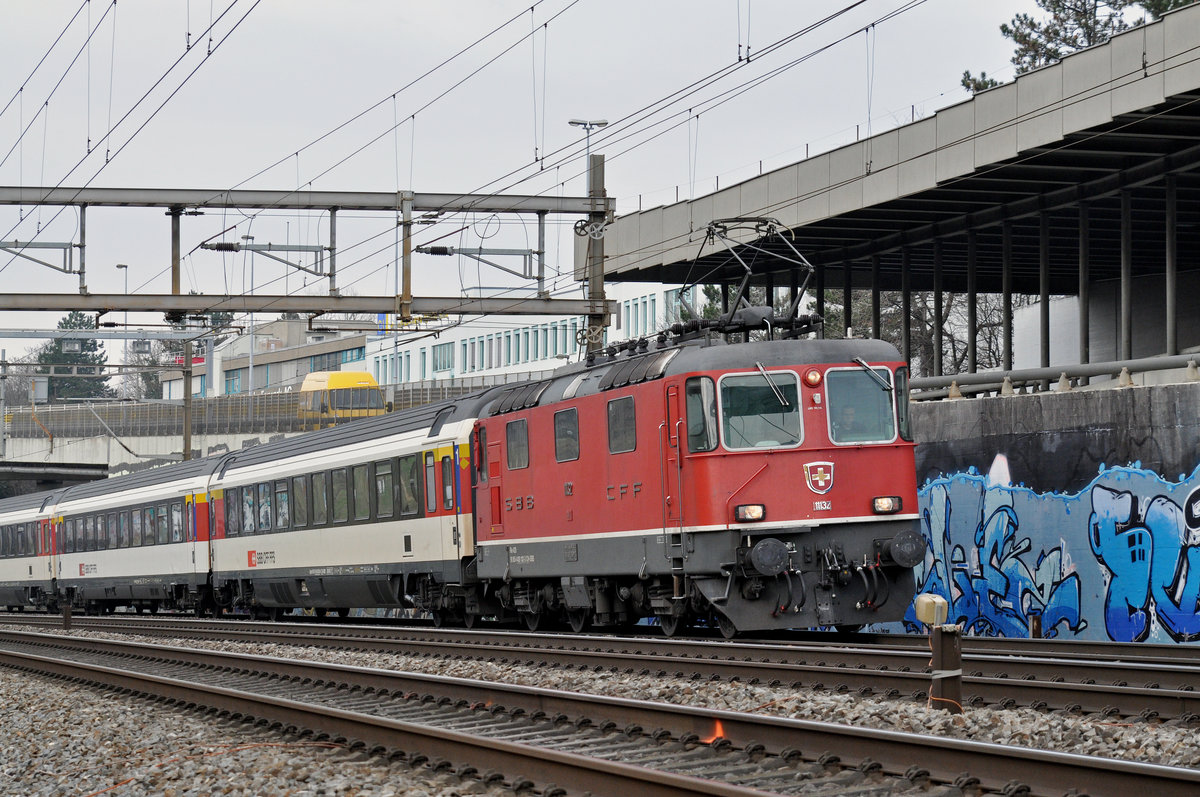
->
[[3, 369, 561, 439], [910, 352, 1200, 400]]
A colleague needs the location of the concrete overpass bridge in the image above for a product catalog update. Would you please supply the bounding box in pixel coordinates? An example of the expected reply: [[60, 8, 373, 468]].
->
[[593, 4, 1200, 374]]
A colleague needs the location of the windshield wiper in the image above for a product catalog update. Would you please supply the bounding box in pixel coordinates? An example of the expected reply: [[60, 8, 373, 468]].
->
[[853, 357, 893, 392], [755, 361, 790, 407]]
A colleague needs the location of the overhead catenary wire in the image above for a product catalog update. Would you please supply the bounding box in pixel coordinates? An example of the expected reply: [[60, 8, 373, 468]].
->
[[0, 0, 263, 277], [176, 0, 893, 323]]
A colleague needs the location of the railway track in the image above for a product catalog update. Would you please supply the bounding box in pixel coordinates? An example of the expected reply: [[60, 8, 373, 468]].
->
[[2, 626, 1198, 796], [7, 614, 1200, 721]]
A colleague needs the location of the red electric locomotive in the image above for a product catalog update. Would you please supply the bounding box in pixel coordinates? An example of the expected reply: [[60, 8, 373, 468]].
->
[[468, 330, 924, 636], [465, 219, 925, 636]]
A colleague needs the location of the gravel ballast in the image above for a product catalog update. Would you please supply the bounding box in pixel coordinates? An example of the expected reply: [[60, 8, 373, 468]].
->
[[3, 624, 1199, 795]]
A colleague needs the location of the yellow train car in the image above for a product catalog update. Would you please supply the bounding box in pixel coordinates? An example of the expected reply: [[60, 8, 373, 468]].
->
[[298, 371, 388, 430]]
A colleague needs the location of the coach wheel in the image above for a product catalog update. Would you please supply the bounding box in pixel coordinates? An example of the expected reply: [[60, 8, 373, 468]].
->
[[134, 604, 144, 615], [463, 612, 478, 629], [314, 607, 327, 618], [148, 603, 159, 616], [431, 611, 446, 628], [658, 614, 683, 638], [566, 609, 589, 634], [715, 612, 737, 640], [522, 611, 542, 632], [336, 607, 350, 619]]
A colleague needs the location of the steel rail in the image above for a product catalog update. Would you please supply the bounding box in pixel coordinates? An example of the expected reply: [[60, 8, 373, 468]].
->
[[3, 630, 1200, 797], [0, 640, 765, 797], [6, 617, 1200, 718]]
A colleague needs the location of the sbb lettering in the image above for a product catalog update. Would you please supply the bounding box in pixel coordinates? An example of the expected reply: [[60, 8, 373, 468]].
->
[[505, 495, 534, 512]]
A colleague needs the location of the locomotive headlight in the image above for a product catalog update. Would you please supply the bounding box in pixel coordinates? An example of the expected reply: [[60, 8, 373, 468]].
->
[[803, 368, 822, 387], [873, 496, 902, 514], [735, 504, 766, 522]]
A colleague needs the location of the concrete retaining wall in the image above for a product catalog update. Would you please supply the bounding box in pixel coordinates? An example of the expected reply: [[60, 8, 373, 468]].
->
[[906, 381, 1200, 643]]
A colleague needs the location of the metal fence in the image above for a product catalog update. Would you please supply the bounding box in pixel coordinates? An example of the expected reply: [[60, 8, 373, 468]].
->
[[4, 369, 561, 439]]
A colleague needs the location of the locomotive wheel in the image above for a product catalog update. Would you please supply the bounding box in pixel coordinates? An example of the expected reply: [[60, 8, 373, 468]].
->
[[658, 615, 683, 637], [522, 611, 542, 631], [430, 610, 446, 628], [463, 613, 478, 629], [314, 607, 327, 618], [566, 609, 589, 634], [715, 613, 737, 640], [336, 607, 350, 618]]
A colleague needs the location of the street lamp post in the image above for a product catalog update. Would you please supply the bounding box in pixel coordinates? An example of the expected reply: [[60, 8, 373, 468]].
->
[[116, 263, 128, 398], [568, 118, 608, 193]]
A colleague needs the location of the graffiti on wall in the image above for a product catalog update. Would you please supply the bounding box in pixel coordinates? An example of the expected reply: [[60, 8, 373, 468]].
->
[[902, 455, 1200, 643]]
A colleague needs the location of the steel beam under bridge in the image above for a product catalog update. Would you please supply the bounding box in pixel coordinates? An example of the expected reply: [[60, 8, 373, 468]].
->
[[0, 462, 107, 484], [0, 292, 611, 317], [0, 186, 605, 215]]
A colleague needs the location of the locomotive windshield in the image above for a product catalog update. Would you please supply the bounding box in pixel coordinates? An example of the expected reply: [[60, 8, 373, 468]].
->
[[718, 371, 801, 450], [826, 366, 897, 444]]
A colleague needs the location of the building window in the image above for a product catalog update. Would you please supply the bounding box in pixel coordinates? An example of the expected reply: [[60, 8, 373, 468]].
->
[[432, 341, 454, 372]]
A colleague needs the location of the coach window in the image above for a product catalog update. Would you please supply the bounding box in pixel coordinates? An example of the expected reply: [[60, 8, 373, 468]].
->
[[96, 515, 107, 550], [131, 510, 143, 546], [291, 476, 309, 528], [375, 461, 394, 519], [331, 468, 349, 524], [107, 513, 118, 549], [312, 472, 329, 525], [139, 508, 154, 546], [119, 511, 130, 548], [241, 488, 256, 535], [554, 408, 579, 462], [257, 483, 272, 532], [85, 516, 96, 552], [684, 377, 718, 453], [170, 503, 184, 543], [607, 396, 636, 454], [225, 489, 241, 537], [0, 526, 7, 557], [424, 452, 437, 513], [398, 454, 421, 517], [157, 504, 170, 544], [15, 525, 24, 557], [275, 481, 290, 529], [441, 456, 454, 510], [506, 419, 529, 469], [352, 464, 371, 522]]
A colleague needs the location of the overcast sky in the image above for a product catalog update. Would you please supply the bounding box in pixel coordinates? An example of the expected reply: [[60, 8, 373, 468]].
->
[[0, 0, 1039, 358]]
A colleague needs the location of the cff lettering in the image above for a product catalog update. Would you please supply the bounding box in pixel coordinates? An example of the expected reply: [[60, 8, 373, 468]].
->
[[606, 483, 643, 501]]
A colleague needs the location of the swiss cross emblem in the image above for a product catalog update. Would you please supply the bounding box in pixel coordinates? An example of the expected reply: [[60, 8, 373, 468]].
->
[[804, 462, 834, 495]]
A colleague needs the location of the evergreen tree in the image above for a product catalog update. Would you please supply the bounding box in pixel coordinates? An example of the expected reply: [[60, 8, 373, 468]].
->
[[962, 1, 1193, 93], [34, 311, 116, 401]]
